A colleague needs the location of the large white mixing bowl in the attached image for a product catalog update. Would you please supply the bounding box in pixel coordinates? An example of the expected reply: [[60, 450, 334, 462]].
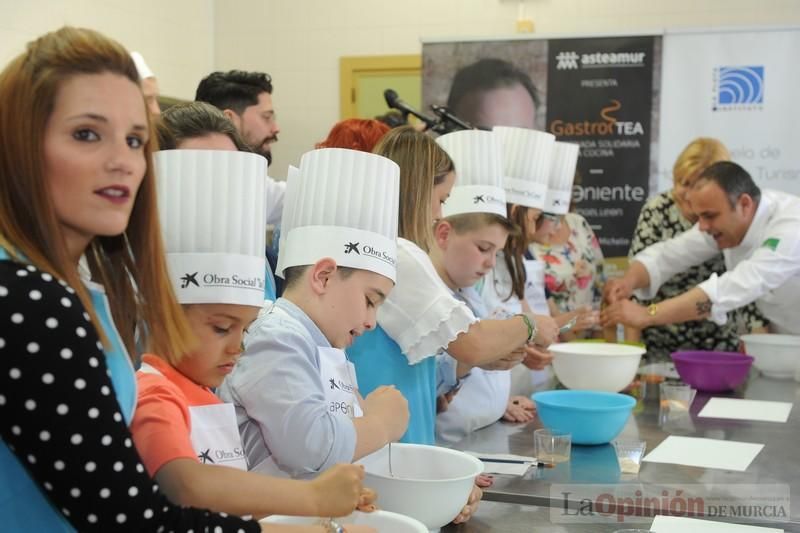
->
[[262, 509, 427, 532], [741, 333, 800, 379], [550, 342, 645, 392], [356, 443, 482, 532]]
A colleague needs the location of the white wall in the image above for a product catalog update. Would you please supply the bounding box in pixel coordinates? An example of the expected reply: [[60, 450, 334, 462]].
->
[[3, 0, 799, 179], [213, 0, 800, 179], [0, 0, 214, 100]]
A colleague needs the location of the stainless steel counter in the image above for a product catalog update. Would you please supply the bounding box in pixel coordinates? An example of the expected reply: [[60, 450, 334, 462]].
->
[[442, 372, 800, 531], [441, 501, 634, 532]]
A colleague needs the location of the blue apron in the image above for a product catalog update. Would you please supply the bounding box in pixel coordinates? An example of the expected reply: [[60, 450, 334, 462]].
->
[[0, 248, 137, 532], [348, 326, 437, 445]]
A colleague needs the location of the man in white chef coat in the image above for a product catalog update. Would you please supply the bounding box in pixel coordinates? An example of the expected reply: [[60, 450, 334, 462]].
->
[[602, 161, 800, 335]]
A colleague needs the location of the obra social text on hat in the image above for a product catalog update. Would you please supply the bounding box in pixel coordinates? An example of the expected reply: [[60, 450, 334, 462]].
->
[[361, 244, 396, 266], [204, 273, 265, 289]]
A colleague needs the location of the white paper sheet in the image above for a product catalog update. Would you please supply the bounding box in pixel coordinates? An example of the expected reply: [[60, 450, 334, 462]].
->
[[642, 436, 763, 472], [651, 515, 783, 532], [465, 451, 535, 476], [698, 397, 793, 423]]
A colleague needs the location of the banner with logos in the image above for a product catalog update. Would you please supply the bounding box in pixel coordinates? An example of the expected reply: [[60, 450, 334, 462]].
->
[[422, 35, 658, 264], [658, 29, 800, 195], [546, 36, 656, 259]]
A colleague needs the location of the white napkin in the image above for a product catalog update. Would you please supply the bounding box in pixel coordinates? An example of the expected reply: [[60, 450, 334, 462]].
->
[[642, 436, 763, 472], [651, 515, 783, 532], [698, 398, 792, 423]]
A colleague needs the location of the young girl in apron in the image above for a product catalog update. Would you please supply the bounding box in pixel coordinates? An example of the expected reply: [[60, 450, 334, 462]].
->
[[130, 149, 373, 526]]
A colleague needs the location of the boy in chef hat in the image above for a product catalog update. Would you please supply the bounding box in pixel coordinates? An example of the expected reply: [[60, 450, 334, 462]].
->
[[431, 129, 532, 444], [130, 149, 374, 521], [218, 148, 410, 479], [480, 126, 559, 415]]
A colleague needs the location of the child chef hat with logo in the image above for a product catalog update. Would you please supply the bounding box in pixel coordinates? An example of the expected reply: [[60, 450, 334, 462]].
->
[[155, 149, 268, 307], [276, 148, 400, 282], [436, 130, 507, 218], [493, 127, 555, 210], [545, 141, 580, 215]]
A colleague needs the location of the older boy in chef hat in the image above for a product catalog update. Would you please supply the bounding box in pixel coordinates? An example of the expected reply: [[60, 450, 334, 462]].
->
[[431, 130, 537, 443], [218, 148, 410, 479], [131, 150, 372, 519], [457, 126, 559, 428]]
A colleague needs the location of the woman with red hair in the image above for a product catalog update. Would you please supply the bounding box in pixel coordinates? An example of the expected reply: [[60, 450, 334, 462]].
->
[[316, 119, 390, 152]]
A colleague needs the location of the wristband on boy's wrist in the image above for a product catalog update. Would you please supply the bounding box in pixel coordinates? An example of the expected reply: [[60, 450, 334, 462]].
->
[[516, 313, 537, 343]]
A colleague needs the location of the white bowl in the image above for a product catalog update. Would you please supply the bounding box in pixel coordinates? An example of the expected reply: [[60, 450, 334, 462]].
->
[[261, 509, 427, 532], [550, 342, 645, 392], [740, 333, 800, 379], [356, 443, 482, 532]]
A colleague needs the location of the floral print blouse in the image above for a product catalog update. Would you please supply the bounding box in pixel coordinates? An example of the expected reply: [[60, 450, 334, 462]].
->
[[531, 212, 606, 318], [629, 190, 768, 355]]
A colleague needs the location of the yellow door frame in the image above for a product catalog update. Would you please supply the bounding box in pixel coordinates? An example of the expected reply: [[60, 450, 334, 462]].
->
[[339, 54, 421, 119]]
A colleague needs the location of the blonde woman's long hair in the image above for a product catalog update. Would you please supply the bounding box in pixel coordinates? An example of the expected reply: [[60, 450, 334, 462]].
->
[[373, 126, 454, 253], [0, 26, 194, 360]]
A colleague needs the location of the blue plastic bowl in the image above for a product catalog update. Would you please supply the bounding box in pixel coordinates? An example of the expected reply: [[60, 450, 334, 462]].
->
[[532, 390, 636, 445]]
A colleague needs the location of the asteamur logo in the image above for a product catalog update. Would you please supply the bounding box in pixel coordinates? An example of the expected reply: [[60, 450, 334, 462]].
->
[[556, 50, 646, 70], [712, 66, 764, 111]]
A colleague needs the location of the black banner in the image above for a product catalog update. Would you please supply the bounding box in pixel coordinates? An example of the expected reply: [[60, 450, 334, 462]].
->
[[546, 36, 655, 258]]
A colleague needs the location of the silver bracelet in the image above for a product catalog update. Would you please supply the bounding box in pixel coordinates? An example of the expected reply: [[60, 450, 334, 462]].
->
[[319, 518, 345, 533]]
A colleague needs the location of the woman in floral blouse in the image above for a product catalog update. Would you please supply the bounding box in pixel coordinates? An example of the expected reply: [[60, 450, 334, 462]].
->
[[627, 137, 768, 356], [531, 211, 606, 339]]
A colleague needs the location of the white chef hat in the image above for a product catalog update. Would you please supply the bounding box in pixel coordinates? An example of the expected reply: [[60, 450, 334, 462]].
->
[[155, 149, 268, 307], [276, 148, 400, 282], [545, 141, 580, 215], [130, 51, 155, 80], [493, 127, 555, 210], [436, 130, 507, 218]]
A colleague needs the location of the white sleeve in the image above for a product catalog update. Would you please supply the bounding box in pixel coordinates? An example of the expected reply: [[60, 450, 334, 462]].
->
[[698, 230, 800, 325], [225, 320, 356, 477], [264, 176, 286, 226], [632, 224, 719, 300], [378, 239, 477, 365]]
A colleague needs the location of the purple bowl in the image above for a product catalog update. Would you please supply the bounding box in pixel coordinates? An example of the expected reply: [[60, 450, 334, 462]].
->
[[671, 351, 754, 392]]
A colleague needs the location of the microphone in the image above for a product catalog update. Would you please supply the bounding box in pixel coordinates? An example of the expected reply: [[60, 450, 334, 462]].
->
[[430, 105, 476, 131], [383, 89, 438, 130]]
